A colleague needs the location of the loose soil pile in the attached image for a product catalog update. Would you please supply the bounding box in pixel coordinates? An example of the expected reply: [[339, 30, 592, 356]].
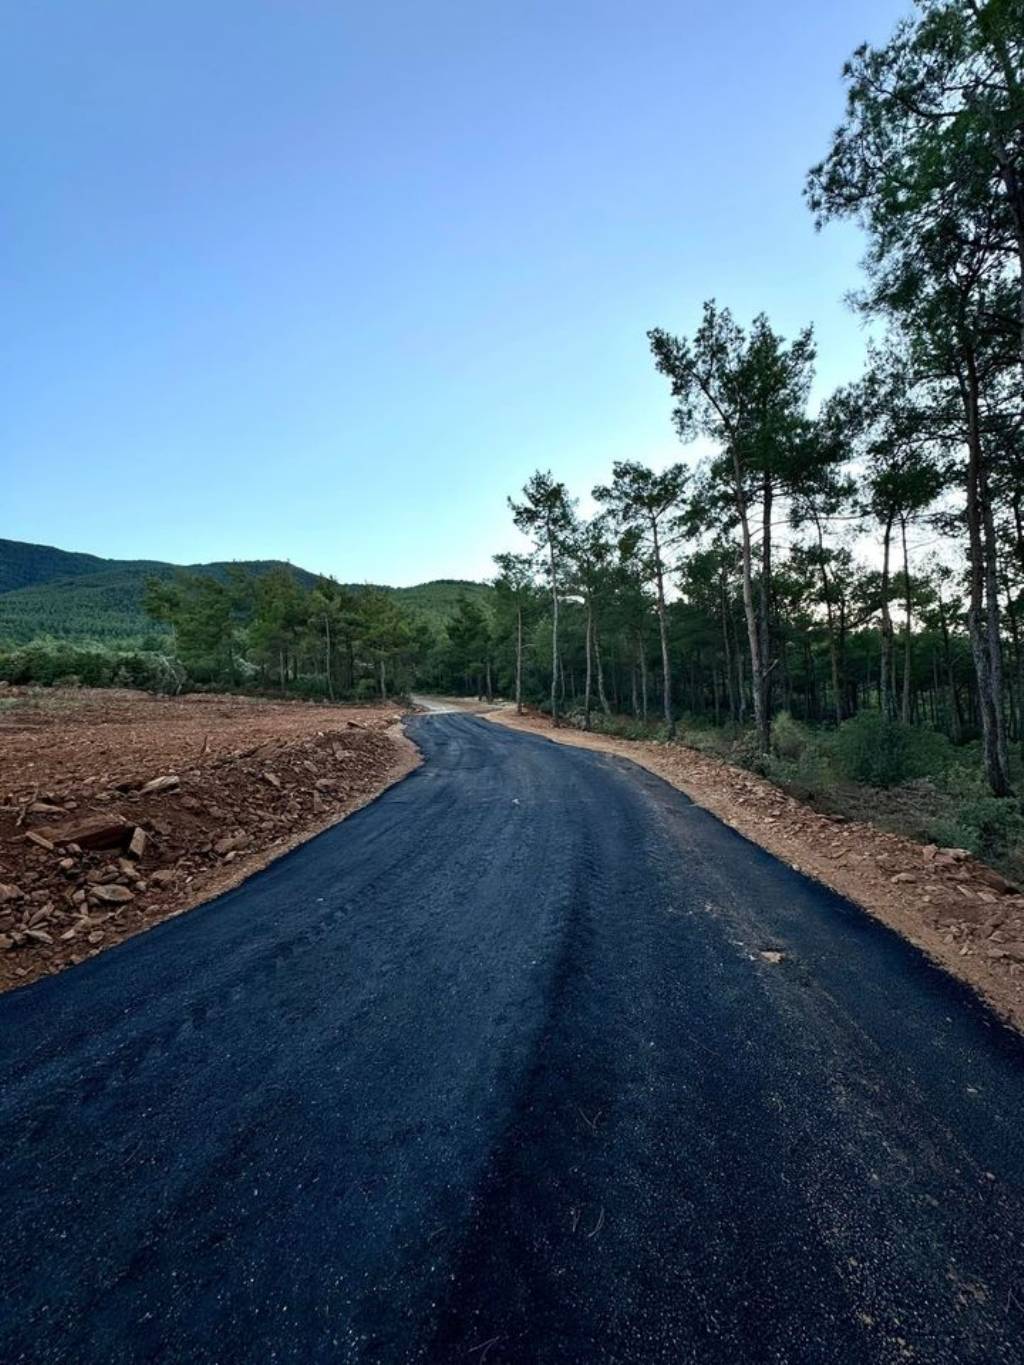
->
[[489, 709, 1024, 1032], [0, 688, 418, 991]]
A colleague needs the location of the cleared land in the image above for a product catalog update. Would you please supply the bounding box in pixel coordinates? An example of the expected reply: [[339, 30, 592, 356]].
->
[[0, 687, 418, 991], [488, 708, 1024, 1032]]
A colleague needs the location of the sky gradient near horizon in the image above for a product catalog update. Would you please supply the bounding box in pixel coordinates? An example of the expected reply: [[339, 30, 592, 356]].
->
[[5, 0, 910, 585]]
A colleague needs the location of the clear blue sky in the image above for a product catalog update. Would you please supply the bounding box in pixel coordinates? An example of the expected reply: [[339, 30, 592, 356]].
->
[[5, 0, 908, 585]]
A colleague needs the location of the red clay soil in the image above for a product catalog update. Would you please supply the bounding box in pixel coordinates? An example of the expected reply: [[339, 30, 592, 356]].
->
[[489, 708, 1024, 1033], [0, 688, 419, 992]]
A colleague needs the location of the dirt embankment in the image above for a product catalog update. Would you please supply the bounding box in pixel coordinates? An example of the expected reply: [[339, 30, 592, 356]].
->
[[489, 708, 1024, 1032], [0, 688, 419, 992]]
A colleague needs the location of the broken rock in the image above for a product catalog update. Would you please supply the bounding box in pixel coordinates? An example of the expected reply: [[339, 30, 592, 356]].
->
[[89, 884, 135, 905], [140, 774, 180, 796], [36, 815, 128, 851]]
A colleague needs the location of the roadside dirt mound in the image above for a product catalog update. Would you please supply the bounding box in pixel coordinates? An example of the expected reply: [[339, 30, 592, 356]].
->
[[0, 689, 418, 991], [489, 709, 1024, 1032]]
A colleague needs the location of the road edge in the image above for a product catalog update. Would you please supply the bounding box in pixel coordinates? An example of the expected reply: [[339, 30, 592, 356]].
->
[[2, 722, 423, 995], [485, 709, 1024, 1036], [159, 720, 423, 923]]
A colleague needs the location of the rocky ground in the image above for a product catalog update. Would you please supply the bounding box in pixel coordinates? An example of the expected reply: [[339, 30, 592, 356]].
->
[[489, 708, 1024, 1033], [0, 688, 418, 991]]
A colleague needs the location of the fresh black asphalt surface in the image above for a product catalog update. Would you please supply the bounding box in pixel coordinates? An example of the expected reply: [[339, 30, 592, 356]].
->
[[3, 713, 1024, 1363]]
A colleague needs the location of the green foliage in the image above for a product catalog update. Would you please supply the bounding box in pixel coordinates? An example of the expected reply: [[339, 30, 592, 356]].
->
[[0, 549, 320, 646], [832, 713, 954, 789], [771, 711, 811, 761], [926, 789, 1024, 870], [0, 640, 185, 692], [0, 537, 163, 594], [389, 581, 493, 630], [569, 710, 662, 742], [0, 541, 496, 656]]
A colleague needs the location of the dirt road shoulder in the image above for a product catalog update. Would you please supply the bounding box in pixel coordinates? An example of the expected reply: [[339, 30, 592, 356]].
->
[[0, 690, 420, 992]]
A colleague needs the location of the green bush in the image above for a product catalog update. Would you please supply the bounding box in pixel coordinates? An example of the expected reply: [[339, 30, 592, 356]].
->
[[765, 745, 834, 801], [922, 760, 1024, 867], [588, 712, 664, 742], [0, 641, 186, 693], [832, 713, 954, 788], [771, 710, 810, 761]]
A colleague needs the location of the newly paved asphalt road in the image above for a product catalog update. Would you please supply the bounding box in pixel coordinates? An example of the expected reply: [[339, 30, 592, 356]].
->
[[3, 713, 1024, 1364]]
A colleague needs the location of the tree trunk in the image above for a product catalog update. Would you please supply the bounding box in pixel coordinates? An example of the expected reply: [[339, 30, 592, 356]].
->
[[323, 615, 334, 702], [759, 476, 774, 733], [880, 516, 895, 721], [720, 577, 737, 722], [900, 515, 913, 726], [594, 626, 611, 716], [733, 451, 769, 752], [515, 604, 524, 714], [583, 604, 593, 731], [548, 520, 560, 726], [937, 590, 964, 745], [815, 517, 842, 728], [651, 520, 674, 738], [960, 349, 1013, 794]]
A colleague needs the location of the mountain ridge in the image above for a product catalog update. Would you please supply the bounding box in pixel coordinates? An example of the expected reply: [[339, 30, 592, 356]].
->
[[0, 537, 489, 644]]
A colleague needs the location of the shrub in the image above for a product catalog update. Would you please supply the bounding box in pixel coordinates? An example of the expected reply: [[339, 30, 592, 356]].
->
[[771, 711, 810, 761], [922, 760, 1024, 868], [832, 713, 953, 788], [765, 745, 833, 802], [589, 712, 664, 742]]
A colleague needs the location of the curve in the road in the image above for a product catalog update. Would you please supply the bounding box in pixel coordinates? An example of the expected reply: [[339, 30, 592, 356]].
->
[[2, 713, 1024, 1364]]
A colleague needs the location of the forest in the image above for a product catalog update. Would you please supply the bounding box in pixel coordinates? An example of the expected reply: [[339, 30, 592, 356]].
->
[[3, 1, 1022, 866]]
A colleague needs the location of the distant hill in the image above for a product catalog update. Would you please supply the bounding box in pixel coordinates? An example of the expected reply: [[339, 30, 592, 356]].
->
[[388, 580, 494, 631], [0, 538, 167, 595], [0, 538, 490, 644]]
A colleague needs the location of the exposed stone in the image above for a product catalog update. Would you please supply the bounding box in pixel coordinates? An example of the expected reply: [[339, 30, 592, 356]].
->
[[25, 831, 55, 852], [89, 884, 135, 905], [140, 774, 180, 795], [36, 815, 128, 851], [127, 827, 147, 861], [973, 866, 1018, 897]]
